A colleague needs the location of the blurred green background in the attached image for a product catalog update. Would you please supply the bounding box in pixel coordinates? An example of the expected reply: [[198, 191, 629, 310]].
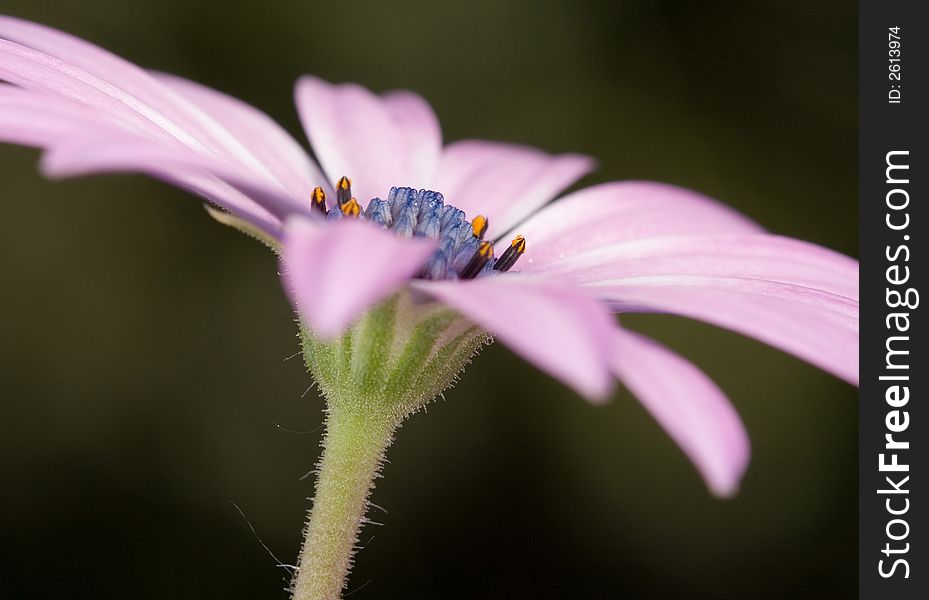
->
[[0, 1, 857, 598]]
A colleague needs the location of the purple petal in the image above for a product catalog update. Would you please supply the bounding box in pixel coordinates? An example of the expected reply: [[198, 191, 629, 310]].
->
[[517, 181, 763, 267], [515, 182, 860, 385], [0, 16, 319, 235], [0, 17, 310, 209], [0, 35, 198, 148], [434, 140, 595, 238], [594, 277, 859, 385], [282, 217, 436, 339], [1, 17, 264, 160], [151, 71, 328, 203], [294, 76, 442, 203], [0, 84, 134, 144], [413, 276, 616, 401], [611, 327, 750, 496], [39, 134, 309, 228], [382, 89, 442, 186], [533, 233, 859, 300], [0, 86, 285, 235]]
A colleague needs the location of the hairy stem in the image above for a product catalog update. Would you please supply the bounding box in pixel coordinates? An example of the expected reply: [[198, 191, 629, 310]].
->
[[291, 405, 398, 600]]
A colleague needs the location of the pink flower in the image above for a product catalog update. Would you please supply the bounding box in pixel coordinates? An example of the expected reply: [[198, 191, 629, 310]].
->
[[0, 15, 858, 497]]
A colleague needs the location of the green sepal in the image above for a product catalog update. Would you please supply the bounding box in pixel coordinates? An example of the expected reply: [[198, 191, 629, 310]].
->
[[300, 290, 490, 420], [204, 204, 281, 253]]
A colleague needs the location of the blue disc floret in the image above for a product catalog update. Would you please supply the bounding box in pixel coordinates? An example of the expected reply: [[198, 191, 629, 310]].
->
[[310, 178, 526, 281]]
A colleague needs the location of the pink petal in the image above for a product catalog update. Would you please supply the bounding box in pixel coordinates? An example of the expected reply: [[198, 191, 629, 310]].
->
[[40, 134, 309, 227], [294, 76, 442, 203], [0, 86, 284, 235], [0, 84, 135, 144], [434, 140, 595, 239], [413, 276, 615, 401], [515, 182, 860, 385], [611, 327, 750, 496], [382, 89, 442, 188], [0, 17, 304, 198], [282, 217, 436, 339], [151, 71, 328, 204], [534, 233, 859, 300], [593, 277, 859, 385], [517, 181, 763, 267], [0, 17, 307, 234], [0, 35, 199, 148]]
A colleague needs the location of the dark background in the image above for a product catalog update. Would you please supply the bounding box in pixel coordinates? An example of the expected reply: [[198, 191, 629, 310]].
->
[[0, 1, 857, 598]]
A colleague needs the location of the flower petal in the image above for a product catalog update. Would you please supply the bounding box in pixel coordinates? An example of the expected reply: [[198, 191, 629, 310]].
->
[[282, 217, 436, 339], [434, 140, 595, 239], [593, 277, 859, 385], [0, 34, 199, 148], [39, 133, 308, 229], [532, 233, 859, 300], [516, 182, 861, 385], [611, 327, 750, 497], [413, 276, 615, 401], [151, 71, 328, 203], [0, 16, 306, 199], [0, 83, 132, 144], [517, 181, 763, 267], [0, 85, 285, 235], [294, 76, 442, 203], [381, 89, 442, 187], [0, 16, 328, 236]]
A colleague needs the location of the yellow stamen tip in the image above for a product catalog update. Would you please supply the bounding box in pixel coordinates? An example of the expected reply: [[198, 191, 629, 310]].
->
[[471, 215, 488, 239], [340, 197, 361, 217], [478, 240, 494, 258], [337, 176, 351, 190], [511, 235, 526, 254]]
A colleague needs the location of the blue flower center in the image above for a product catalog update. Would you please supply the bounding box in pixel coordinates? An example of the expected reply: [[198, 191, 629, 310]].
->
[[312, 178, 525, 281]]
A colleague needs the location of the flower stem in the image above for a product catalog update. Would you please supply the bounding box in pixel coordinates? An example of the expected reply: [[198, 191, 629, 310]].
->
[[291, 405, 398, 600]]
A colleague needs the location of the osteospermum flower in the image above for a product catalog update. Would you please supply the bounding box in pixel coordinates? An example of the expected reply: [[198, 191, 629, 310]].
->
[[0, 15, 858, 600]]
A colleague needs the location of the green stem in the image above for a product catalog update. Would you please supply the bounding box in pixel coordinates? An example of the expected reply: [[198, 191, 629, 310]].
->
[[291, 405, 398, 600]]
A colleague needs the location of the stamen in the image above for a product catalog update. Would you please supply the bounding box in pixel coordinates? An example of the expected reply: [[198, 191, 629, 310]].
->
[[471, 215, 488, 240], [449, 236, 480, 274], [493, 235, 526, 272], [336, 176, 352, 207], [459, 241, 494, 279], [322, 180, 529, 280], [311, 187, 328, 214], [340, 197, 361, 217]]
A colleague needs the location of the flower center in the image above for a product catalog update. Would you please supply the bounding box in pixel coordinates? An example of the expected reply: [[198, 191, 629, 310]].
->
[[310, 177, 526, 281]]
